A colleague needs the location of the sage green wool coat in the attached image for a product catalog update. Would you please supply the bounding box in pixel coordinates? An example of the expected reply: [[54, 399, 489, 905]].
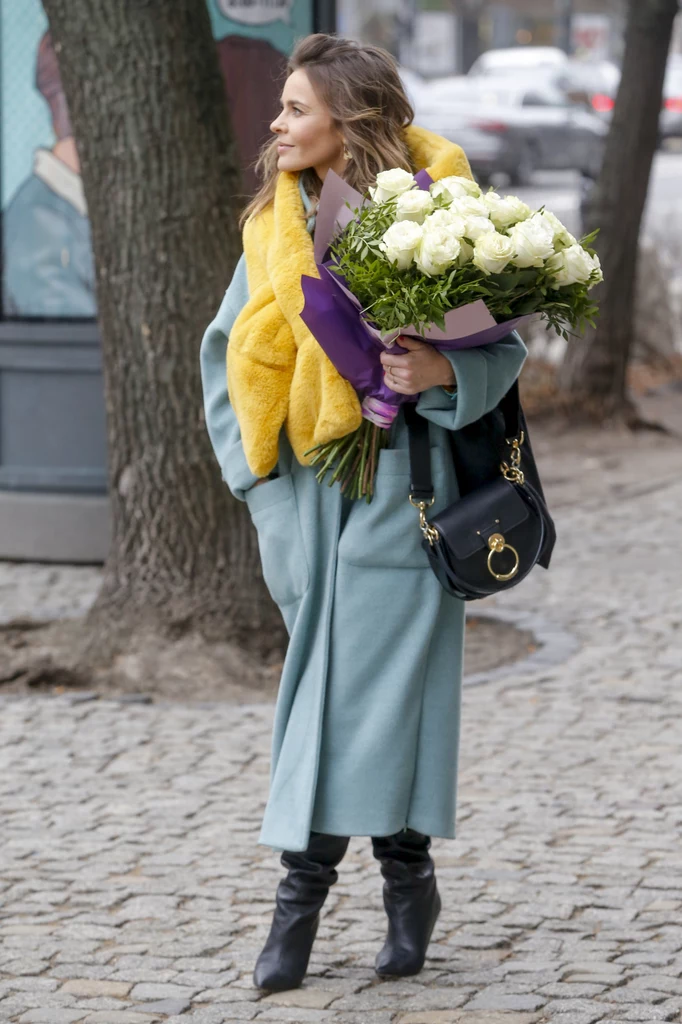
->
[[200, 189, 527, 853]]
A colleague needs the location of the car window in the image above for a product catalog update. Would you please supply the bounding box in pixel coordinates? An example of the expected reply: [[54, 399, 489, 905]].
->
[[522, 93, 548, 107], [521, 88, 570, 108], [561, 62, 621, 94]]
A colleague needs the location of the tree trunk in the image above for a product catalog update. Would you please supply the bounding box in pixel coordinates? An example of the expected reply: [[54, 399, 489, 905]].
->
[[558, 0, 678, 419], [42, 0, 286, 657]]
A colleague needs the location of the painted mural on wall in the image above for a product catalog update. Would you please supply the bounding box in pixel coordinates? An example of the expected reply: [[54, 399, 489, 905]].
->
[[2, 20, 93, 318], [1, 0, 311, 319]]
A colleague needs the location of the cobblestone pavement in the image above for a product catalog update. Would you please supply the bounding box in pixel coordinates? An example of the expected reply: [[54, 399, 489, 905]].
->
[[1, 435, 681, 1024]]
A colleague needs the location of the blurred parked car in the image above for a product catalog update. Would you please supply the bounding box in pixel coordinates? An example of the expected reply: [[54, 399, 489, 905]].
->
[[660, 56, 682, 140], [415, 105, 508, 183], [416, 76, 607, 185], [469, 50, 682, 142], [468, 46, 569, 77], [555, 59, 622, 117]]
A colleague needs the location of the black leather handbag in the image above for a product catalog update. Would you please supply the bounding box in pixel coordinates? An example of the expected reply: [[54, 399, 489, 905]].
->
[[403, 381, 556, 601]]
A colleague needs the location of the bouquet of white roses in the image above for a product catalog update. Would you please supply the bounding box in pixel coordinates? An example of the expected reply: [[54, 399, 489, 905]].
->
[[340, 167, 602, 336], [300, 166, 602, 501]]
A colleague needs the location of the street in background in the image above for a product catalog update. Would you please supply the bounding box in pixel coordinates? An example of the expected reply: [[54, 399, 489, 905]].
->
[[406, 43, 682, 192], [413, 72, 607, 186]]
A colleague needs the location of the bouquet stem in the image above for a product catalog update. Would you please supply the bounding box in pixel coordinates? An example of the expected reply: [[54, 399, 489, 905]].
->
[[304, 419, 390, 502]]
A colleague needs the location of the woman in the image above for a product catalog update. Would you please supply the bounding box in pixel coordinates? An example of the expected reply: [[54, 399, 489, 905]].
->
[[200, 33, 527, 993]]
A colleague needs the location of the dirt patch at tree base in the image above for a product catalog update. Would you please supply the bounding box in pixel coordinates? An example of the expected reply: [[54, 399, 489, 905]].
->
[[0, 613, 536, 705]]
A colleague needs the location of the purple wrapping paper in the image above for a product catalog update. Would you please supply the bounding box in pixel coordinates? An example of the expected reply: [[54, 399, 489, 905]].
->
[[301, 167, 533, 418], [313, 175, 367, 266], [300, 266, 530, 407]]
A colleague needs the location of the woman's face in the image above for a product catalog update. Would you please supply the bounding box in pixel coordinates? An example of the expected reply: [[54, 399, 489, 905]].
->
[[269, 68, 347, 181]]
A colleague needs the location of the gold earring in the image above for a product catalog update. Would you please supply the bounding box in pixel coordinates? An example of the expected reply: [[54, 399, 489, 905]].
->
[[343, 143, 351, 161]]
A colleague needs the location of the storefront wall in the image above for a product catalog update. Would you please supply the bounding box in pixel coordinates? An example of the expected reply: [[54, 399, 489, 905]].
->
[[339, 0, 625, 75], [484, 0, 625, 60], [0, 0, 314, 561]]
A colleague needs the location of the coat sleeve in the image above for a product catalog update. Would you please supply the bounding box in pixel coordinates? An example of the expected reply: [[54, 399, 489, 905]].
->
[[415, 330, 528, 432], [199, 253, 262, 502]]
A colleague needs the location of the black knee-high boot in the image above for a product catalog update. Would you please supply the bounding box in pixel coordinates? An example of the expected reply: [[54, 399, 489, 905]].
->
[[371, 828, 441, 978], [253, 831, 350, 992]]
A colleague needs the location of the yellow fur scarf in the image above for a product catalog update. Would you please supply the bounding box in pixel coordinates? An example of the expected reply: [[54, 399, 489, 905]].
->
[[227, 124, 474, 478]]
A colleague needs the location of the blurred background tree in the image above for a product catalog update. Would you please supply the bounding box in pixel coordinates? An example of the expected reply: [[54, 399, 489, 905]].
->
[[558, 0, 681, 419], [40, 0, 286, 661]]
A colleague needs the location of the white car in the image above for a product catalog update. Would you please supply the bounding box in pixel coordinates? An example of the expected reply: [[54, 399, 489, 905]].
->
[[415, 75, 607, 185], [468, 47, 570, 77], [416, 103, 506, 184]]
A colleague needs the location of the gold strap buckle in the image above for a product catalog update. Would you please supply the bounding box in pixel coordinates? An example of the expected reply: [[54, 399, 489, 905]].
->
[[409, 493, 439, 546], [501, 431, 525, 485]]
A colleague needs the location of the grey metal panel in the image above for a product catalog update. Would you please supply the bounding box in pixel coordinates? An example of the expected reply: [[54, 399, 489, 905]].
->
[[0, 467, 107, 491], [0, 321, 100, 344], [0, 322, 108, 494], [0, 489, 109, 563], [0, 342, 102, 372]]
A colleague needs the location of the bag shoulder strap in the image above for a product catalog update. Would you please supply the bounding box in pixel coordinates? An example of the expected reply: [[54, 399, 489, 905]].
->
[[403, 401, 433, 502], [498, 379, 523, 440], [403, 379, 523, 500]]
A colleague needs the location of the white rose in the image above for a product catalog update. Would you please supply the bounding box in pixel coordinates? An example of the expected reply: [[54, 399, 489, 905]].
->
[[540, 209, 577, 249], [473, 232, 516, 275], [483, 192, 532, 230], [395, 189, 434, 224], [456, 238, 475, 267], [547, 244, 601, 287], [509, 213, 555, 268], [370, 167, 417, 204], [430, 175, 482, 203], [462, 215, 496, 242], [379, 220, 424, 270], [424, 208, 467, 237], [589, 252, 604, 288], [414, 225, 461, 277], [451, 195, 490, 219]]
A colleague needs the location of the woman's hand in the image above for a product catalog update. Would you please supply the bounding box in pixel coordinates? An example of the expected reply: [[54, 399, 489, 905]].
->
[[380, 336, 456, 395]]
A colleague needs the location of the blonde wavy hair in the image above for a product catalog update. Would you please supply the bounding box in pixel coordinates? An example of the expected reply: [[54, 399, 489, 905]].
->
[[238, 33, 415, 230]]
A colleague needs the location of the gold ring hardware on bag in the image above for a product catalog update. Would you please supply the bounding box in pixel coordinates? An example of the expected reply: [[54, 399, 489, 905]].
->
[[501, 431, 525, 485], [409, 493, 439, 546], [486, 532, 520, 581]]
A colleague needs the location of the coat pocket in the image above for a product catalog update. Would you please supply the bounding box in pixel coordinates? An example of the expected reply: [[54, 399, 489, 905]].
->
[[246, 474, 310, 606], [337, 445, 448, 570]]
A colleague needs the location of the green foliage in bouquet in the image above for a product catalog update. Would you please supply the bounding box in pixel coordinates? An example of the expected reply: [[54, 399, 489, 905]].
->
[[328, 189, 601, 341]]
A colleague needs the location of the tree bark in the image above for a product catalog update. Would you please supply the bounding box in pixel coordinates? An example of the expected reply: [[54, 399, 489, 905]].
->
[[558, 0, 679, 419], [42, 0, 286, 657]]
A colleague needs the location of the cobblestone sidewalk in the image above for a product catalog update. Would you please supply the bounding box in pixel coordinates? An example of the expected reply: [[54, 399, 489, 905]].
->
[[1, 434, 681, 1024]]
